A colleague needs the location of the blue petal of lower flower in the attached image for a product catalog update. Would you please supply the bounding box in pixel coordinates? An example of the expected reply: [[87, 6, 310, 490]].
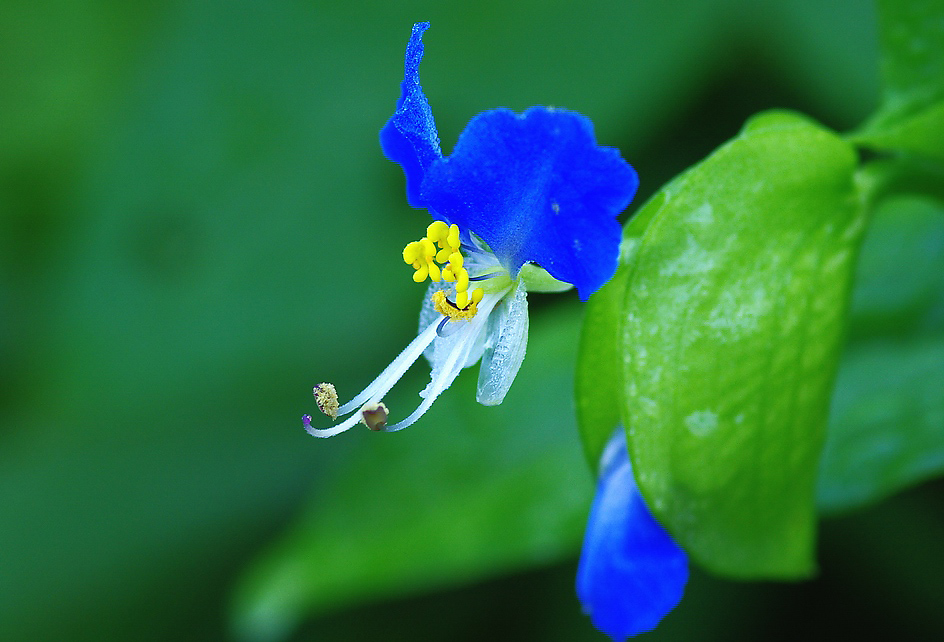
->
[[576, 432, 688, 640], [379, 22, 442, 208], [420, 107, 637, 300]]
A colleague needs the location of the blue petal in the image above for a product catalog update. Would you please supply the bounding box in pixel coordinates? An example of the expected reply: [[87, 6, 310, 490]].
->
[[576, 431, 688, 640], [380, 22, 443, 208], [421, 107, 637, 300]]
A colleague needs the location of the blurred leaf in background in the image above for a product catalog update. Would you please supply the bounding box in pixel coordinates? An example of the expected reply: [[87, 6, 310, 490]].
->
[[817, 195, 944, 513], [1, 0, 725, 637], [855, 0, 944, 161], [232, 305, 590, 641], [817, 0, 944, 514], [8, 1, 943, 641]]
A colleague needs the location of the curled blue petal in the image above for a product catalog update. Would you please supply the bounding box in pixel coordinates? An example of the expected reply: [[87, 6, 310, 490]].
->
[[380, 22, 443, 208], [421, 107, 637, 300], [576, 431, 687, 640]]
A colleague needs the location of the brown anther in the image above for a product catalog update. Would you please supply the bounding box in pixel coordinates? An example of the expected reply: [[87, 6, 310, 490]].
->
[[360, 402, 389, 432], [313, 383, 339, 420]]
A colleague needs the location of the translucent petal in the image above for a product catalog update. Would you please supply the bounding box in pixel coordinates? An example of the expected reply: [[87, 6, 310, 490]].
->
[[379, 22, 442, 208], [385, 293, 499, 432], [419, 280, 450, 362], [422, 290, 504, 395], [462, 321, 488, 368], [475, 284, 529, 406], [420, 107, 636, 300], [422, 322, 472, 400], [576, 431, 688, 640]]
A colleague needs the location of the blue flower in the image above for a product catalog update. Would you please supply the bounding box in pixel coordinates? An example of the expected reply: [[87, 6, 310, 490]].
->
[[303, 22, 638, 437], [577, 430, 688, 639]]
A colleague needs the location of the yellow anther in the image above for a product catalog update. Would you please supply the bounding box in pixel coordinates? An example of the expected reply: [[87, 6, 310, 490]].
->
[[456, 290, 470, 308], [404, 222, 473, 289], [446, 224, 461, 250], [433, 290, 478, 320], [403, 241, 421, 264], [471, 287, 484, 304], [427, 221, 449, 243], [455, 268, 469, 293], [419, 237, 436, 258]]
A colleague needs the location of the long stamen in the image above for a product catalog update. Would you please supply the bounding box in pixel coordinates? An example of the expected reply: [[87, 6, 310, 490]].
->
[[305, 408, 366, 438], [382, 330, 479, 432], [308, 220, 515, 438], [305, 401, 390, 438], [382, 290, 506, 432], [336, 314, 442, 416], [306, 298, 485, 438]]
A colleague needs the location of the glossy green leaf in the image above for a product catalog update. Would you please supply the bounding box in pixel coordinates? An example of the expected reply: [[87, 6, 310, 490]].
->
[[230, 306, 591, 642], [856, 102, 944, 162], [575, 265, 629, 471], [575, 197, 663, 472], [818, 195, 944, 513], [854, 0, 944, 161], [621, 111, 864, 578]]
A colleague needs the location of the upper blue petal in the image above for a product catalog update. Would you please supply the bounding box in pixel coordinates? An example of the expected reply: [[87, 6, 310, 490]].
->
[[420, 107, 637, 300], [379, 22, 443, 208], [576, 431, 688, 640]]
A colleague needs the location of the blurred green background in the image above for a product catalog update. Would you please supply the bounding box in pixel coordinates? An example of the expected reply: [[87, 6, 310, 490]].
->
[[2, 0, 942, 640]]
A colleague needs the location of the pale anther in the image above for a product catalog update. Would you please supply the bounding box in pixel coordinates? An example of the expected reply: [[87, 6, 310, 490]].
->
[[313, 382, 340, 420]]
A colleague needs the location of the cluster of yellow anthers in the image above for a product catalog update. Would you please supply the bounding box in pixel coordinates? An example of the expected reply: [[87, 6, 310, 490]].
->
[[402, 221, 485, 309]]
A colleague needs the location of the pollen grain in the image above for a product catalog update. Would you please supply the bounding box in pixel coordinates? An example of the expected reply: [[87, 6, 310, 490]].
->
[[432, 289, 485, 321], [313, 382, 340, 420]]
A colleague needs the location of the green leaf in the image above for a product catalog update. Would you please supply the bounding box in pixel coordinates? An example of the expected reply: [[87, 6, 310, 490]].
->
[[855, 156, 944, 206], [575, 265, 629, 471], [854, 0, 944, 161], [230, 306, 591, 642], [575, 195, 662, 472], [856, 102, 944, 162], [621, 110, 864, 578], [818, 195, 944, 513]]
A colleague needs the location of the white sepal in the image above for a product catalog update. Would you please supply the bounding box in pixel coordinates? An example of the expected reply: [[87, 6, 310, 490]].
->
[[475, 282, 529, 406], [386, 291, 501, 431], [419, 280, 450, 362]]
